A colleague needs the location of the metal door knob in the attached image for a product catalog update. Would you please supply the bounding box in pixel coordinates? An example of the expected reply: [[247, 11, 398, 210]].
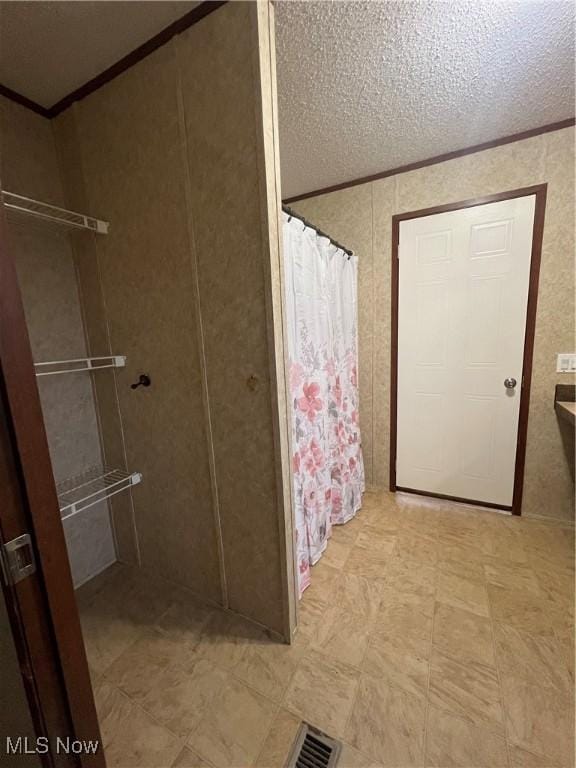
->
[[504, 377, 517, 389]]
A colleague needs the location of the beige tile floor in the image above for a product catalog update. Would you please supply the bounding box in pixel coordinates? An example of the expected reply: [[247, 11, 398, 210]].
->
[[79, 491, 575, 768]]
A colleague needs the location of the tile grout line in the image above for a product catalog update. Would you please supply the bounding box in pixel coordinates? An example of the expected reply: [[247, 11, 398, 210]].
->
[[252, 704, 288, 768], [438, 524, 516, 744], [291, 530, 389, 753], [421, 551, 440, 767], [338, 559, 387, 752], [101, 681, 189, 759], [340, 673, 362, 754], [171, 745, 217, 768], [184, 656, 282, 765], [486, 563, 514, 767]]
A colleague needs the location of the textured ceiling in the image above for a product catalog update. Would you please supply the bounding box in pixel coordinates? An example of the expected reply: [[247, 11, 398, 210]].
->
[[276, 0, 575, 198], [0, 1, 573, 198], [0, 1, 197, 107]]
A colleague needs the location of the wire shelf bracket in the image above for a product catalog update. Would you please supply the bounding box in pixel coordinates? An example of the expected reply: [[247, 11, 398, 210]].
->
[[57, 467, 142, 522], [35, 355, 126, 377], [2, 191, 109, 234]]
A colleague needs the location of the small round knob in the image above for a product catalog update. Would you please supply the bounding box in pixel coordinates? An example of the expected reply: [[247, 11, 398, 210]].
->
[[504, 377, 517, 389]]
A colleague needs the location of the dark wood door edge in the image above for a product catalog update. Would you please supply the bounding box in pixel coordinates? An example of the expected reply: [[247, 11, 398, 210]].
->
[[389, 215, 400, 492], [391, 184, 548, 223], [395, 486, 512, 513], [0, 377, 73, 767], [390, 184, 548, 517], [0, 209, 104, 765], [511, 184, 547, 515]]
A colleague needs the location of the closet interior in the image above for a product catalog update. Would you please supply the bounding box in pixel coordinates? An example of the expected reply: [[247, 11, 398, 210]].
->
[[0, 0, 295, 682], [4, 191, 140, 589]]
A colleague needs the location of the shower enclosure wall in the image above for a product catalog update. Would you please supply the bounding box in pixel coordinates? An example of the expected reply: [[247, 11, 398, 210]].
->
[[0, 1, 295, 641]]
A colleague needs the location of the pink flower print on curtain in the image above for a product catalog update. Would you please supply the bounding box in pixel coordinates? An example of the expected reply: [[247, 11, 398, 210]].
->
[[283, 213, 365, 597], [298, 382, 323, 422], [302, 437, 325, 476]]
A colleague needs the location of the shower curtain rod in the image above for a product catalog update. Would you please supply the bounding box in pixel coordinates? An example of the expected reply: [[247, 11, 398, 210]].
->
[[282, 204, 353, 257]]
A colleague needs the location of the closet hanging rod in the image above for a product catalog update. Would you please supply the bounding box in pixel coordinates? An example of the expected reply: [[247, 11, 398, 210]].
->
[[282, 204, 353, 257], [58, 467, 142, 520], [2, 191, 109, 234], [34, 355, 126, 377]]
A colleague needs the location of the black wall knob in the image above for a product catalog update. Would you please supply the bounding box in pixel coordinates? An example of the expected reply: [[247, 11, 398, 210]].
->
[[131, 374, 151, 389]]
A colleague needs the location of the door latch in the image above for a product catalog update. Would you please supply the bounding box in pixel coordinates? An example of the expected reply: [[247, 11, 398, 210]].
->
[[1, 534, 36, 584]]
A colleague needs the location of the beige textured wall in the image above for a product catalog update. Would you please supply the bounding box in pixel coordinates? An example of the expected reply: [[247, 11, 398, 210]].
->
[[55, 2, 292, 636], [293, 127, 575, 520], [175, 1, 291, 634]]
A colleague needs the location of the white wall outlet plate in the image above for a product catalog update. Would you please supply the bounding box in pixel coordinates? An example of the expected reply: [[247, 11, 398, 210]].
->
[[556, 353, 576, 373]]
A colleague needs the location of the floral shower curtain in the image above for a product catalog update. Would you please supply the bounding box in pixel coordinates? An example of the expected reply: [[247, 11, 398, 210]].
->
[[283, 212, 365, 597]]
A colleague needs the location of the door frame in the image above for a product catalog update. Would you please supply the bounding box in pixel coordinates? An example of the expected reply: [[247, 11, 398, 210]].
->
[[389, 184, 548, 516], [0, 206, 105, 765]]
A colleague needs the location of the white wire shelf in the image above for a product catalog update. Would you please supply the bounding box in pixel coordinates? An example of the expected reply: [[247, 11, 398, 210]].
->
[[2, 191, 109, 234], [35, 355, 126, 377], [57, 466, 142, 521]]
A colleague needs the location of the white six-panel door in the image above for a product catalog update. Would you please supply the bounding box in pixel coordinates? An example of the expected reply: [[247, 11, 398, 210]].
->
[[396, 195, 536, 507]]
